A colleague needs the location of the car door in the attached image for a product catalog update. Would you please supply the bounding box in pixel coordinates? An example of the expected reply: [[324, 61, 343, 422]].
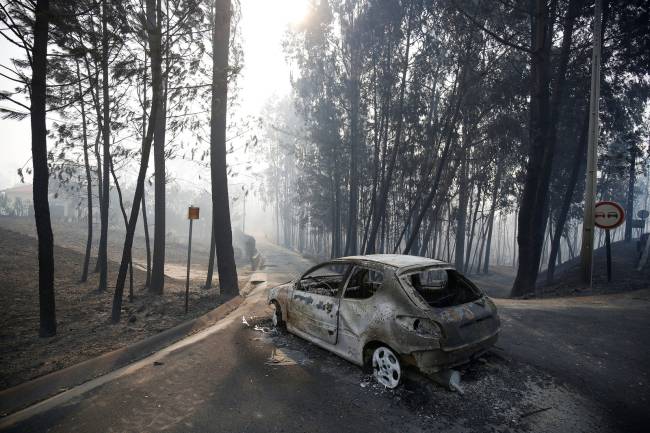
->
[[289, 262, 351, 345], [338, 266, 385, 341]]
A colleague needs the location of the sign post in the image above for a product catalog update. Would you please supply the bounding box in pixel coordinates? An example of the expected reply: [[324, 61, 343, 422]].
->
[[186, 206, 200, 314], [594, 201, 625, 283]]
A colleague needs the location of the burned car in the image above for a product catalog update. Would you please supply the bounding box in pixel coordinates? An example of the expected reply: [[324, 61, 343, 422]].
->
[[267, 254, 500, 388]]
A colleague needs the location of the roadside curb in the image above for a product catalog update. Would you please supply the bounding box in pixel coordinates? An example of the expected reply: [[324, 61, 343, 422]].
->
[[0, 281, 256, 417]]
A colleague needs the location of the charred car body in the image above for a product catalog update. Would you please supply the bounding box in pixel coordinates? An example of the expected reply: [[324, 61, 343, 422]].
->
[[267, 254, 500, 388]]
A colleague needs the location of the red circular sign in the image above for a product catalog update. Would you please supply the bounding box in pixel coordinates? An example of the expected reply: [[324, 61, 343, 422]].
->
[[594, 201, 625, 229]]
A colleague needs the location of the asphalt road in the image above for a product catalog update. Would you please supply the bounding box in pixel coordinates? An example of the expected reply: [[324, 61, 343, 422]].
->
[[2, 242, 648, 433]]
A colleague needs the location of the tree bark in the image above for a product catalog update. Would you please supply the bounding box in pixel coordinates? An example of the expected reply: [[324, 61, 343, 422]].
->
[[465, 184, 481, 273], [205, 223, 216, 288], [142, 193, 151, 287], [111, 0, 161, 323], [344, 14, 361, 256], [97, 0, 111, 292], [546, 109, 588, 282], [455, 151, 469, 270], [210, 0, 239, 298], [150, 0, 168, 294], [511, 0, 555, 297], [624, 144, 636, 241], [76, 60, 93, 283], [141, 57, 152, 288], [109, 156, 134, 301], [483, 158, 503, 273], [32, 0, 56, 337], [365, 2, 412, 254]]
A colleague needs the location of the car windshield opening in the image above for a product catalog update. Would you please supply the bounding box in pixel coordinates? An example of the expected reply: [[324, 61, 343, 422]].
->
[[400, 268, 482, 308]]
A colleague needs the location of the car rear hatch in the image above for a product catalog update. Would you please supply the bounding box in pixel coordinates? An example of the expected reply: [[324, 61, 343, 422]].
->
[[396, 266, 500, 350]]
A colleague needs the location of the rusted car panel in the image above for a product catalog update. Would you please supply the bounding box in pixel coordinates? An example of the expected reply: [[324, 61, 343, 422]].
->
[[267, 254, 500, 380]]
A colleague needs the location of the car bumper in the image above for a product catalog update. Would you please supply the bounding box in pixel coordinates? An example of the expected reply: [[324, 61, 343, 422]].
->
[[406, 331, 499, 374]]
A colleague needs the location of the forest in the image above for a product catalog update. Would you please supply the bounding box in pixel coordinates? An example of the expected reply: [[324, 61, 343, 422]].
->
[[0, 0, 648, 338], [0, 1, 649, 432], [264, 0, 649, 296]]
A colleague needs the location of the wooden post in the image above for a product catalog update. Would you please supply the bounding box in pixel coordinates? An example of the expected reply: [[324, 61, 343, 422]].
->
[[185, 218, 193, 314], [185, 206, 199, 314], [579, 0, 603, 288]]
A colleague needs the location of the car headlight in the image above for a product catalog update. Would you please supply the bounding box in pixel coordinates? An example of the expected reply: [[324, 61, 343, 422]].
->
[[396, 316, 443, 339]]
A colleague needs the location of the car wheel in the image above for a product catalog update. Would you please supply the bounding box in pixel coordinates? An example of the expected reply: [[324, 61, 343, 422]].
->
[[271, 302, 285, 328], [372, 346, 401, 389]]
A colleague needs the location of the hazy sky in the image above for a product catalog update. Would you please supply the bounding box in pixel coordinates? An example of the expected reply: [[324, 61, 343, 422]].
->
[[0, 0, 309, 191]]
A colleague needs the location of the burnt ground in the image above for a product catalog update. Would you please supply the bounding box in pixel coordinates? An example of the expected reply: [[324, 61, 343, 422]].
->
[[537, 238, 650, 297], [0, 218, 252, 391], [0, 237, 648, 432], [3, 242, 646, 433], [469, 239, 650, 300], [244, 316, 612, 433]]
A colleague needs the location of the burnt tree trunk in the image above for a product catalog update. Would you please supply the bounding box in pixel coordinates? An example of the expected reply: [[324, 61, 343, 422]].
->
[[546, 110, 588, 282], [141, 59, 152, 288], [76, 60, 93, 283], [455, 151, 469, 269], [625, 144, 636, 242], [97, 0, 112, 292], [205, 223, 216, 289], [150, 0, 169, 294], [511, 0, 555, 297], [32, 0, 56, 337], [344, 18, 361, 256], [483, 159, 503, 274], [142, 193, 151, 287], [111, 0, 161, 323], [210, 0, 239, 298], [109, 156, 134, 301], [365, 2, 412, 254]]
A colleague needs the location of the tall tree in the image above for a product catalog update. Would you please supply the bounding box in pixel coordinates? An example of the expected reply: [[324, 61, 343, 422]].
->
[[33, 0, 56, 336], [111, 0, 162, 322], [210, 0, 239, 298], [96, 0, 111, 292], [511, 0, 555, 296], [149, 0, 167, 294]]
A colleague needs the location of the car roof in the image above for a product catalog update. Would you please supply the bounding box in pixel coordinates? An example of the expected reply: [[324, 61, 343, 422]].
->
[[333, 254, 449, 269]]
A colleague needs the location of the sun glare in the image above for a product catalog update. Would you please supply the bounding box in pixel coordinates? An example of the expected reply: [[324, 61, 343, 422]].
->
[[282, 0, 312, 26]]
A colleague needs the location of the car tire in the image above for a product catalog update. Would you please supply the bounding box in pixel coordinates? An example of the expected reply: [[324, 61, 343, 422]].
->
[[271, 301, 285, 329], [372, 346, 401, 389]]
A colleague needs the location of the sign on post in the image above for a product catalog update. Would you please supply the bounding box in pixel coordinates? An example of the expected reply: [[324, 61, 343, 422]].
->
[[594, 201, 625, 282], [185, 206, 200, 313], [594, 201, 625, 229], [188, 206, 200, 220]]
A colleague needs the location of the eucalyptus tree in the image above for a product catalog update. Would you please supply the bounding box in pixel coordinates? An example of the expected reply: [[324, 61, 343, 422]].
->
[[209, 0, 239, 297], [0, 0, 72, 336]]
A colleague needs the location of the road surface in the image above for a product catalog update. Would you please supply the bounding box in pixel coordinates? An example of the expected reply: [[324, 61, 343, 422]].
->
[[1, 242, 648, 433]]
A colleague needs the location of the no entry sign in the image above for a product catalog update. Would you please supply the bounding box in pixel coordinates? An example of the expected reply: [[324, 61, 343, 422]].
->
[[594, 201, 625, 230]]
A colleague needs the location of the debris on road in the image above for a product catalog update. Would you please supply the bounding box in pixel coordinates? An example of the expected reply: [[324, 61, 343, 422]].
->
[[266, 348, 310, 366], [431, 369, 464, 394], [520, 406, 552, 419]]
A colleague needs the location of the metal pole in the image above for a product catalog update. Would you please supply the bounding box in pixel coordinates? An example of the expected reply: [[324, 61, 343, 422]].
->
[[185, 218, 193, 314], [605, 229, 612, 282], [579, 0, 603, 288]]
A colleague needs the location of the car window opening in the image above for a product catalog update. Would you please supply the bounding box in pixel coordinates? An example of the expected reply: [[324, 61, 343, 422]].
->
[[402, 268, 481, 308], [344, 267, 383, 299], [298, 263, 350, 297]]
